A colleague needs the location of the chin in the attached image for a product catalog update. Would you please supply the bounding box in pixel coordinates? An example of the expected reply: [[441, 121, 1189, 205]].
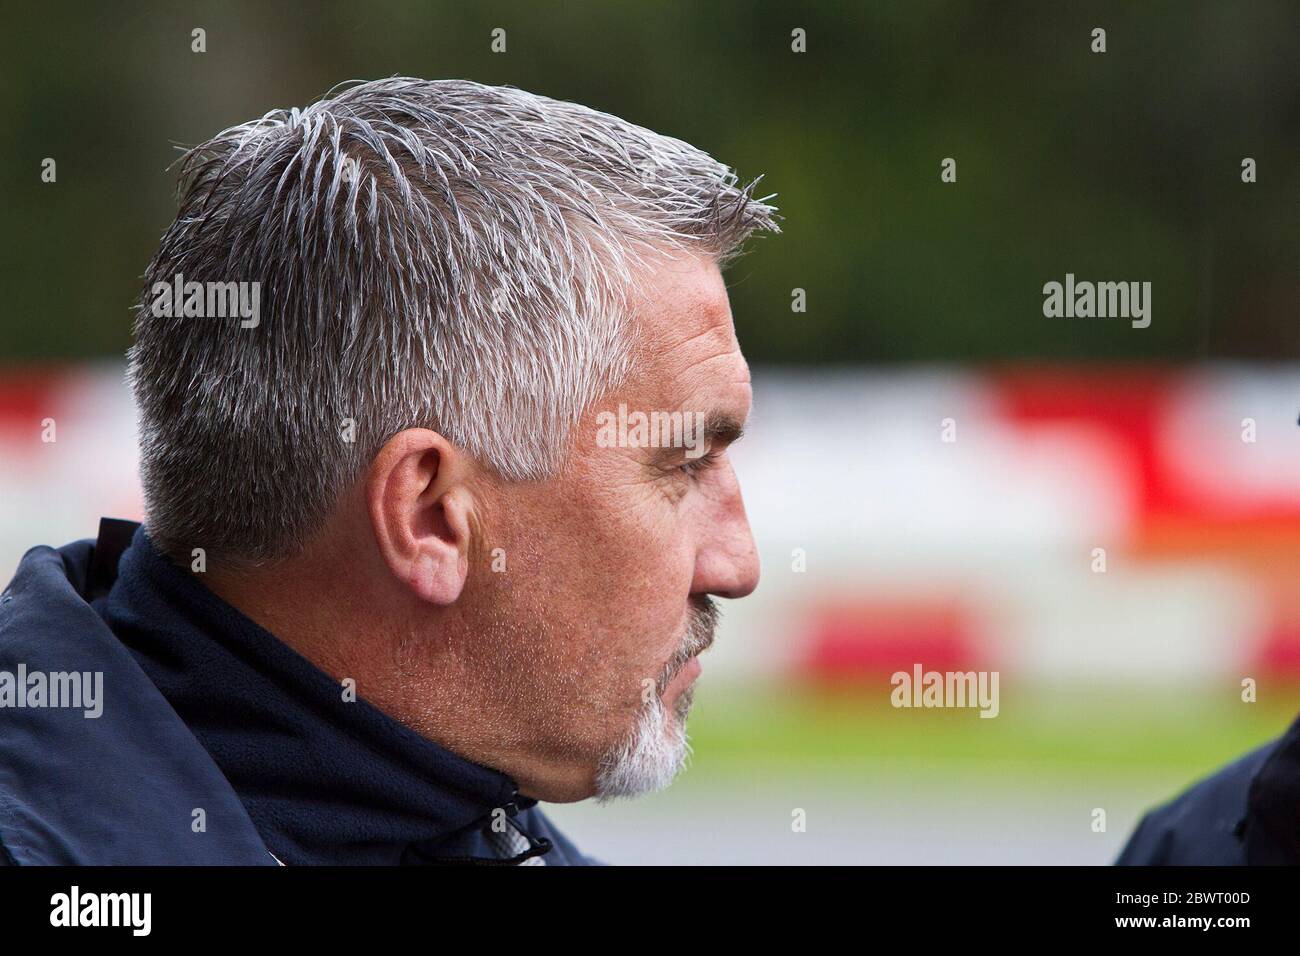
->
[[591, 688, 694, 803]]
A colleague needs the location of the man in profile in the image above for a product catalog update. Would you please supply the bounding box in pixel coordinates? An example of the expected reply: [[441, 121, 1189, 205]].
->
[[0, 78, 777, 865]]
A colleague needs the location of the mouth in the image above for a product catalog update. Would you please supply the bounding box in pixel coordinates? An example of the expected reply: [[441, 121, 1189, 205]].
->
[[662, 653, 703, 699], [656, 597, 718, 699]]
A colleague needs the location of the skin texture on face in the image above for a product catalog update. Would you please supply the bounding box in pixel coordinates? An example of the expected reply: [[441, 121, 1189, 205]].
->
[[204, 252, 760, 804], [462, 252, 761, 800]]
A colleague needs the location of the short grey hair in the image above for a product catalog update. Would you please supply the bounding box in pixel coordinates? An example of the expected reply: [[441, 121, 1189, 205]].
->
[[129, 77, 778, 564]]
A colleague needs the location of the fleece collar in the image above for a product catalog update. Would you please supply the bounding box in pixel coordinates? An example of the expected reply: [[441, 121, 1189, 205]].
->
[[100, 522, 533, 865]]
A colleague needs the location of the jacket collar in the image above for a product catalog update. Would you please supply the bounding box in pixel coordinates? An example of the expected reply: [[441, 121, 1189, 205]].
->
[[98, 520, 532, 864]]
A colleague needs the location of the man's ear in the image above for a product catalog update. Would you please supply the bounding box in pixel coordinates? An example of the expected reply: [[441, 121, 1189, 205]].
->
[[366, 428, 474, 605]]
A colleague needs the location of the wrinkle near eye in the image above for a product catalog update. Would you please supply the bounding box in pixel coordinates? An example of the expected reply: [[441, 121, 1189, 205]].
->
[[658, 471, 690, 506]]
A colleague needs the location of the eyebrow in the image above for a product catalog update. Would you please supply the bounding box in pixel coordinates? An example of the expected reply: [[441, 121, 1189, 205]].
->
[[703, 412, 746, 447], [647, 410, 746, 465]]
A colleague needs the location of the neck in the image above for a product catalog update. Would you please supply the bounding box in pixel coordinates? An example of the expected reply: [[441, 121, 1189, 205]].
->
[[200, 555, 595, 803]]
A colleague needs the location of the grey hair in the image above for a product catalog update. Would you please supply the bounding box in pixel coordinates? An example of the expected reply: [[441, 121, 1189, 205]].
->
[[129, 77, 779, 564]]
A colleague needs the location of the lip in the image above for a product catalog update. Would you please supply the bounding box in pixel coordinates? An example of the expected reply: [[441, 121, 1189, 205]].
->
[[663, 654, 702, 698]]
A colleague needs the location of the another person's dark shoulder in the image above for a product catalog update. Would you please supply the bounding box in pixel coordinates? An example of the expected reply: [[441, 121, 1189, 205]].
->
[[1116, 741, 1280, 865]]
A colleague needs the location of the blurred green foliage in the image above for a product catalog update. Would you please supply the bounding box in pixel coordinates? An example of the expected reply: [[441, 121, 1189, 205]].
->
[[3, 0, 1298, 365]]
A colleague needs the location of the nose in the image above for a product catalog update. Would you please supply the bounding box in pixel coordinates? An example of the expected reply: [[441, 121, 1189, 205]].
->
[[691, 464, 760, 600]]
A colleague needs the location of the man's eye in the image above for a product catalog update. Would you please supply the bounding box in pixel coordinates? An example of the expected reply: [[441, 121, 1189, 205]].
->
[[680, 449, 720, 478]]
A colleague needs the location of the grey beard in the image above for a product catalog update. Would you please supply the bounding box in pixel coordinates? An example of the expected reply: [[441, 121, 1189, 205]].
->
[[592, 599, 717, 802]]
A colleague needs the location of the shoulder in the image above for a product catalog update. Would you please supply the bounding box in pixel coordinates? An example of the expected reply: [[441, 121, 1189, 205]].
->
[[0, 536, 270, 865], [1116, 741, 1279, 865]]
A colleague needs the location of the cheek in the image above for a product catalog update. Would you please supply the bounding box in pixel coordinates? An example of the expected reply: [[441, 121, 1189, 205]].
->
[[495, 470, 697, 679], [593, 491, 695, 614], [558, 509, 698, 688], [594, 539, 698, 694]]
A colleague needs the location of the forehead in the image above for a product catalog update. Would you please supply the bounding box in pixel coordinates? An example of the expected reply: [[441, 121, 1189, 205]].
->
[[626, 255, 750, 402]]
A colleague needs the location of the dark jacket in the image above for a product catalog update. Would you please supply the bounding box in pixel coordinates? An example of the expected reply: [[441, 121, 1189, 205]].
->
[[0, 518, 594, 865], [1117, 717, 1300, 865]]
